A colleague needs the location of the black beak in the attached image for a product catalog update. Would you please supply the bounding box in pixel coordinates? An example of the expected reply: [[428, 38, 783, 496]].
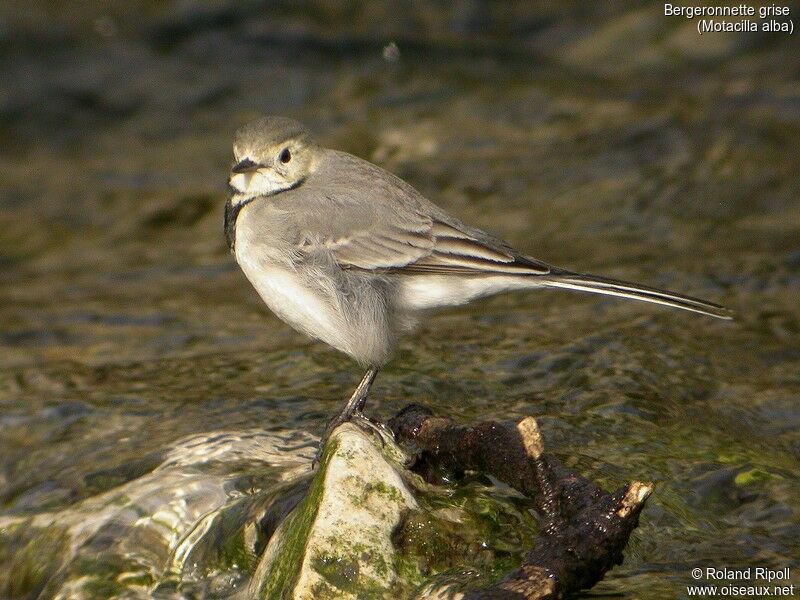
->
[[231, 158, 262, 174]]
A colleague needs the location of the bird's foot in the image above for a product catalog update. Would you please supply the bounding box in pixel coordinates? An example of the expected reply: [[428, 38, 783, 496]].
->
[[351, 411, 395, 446], [312, 411, 394, 469], [313, 412, 347, 469]]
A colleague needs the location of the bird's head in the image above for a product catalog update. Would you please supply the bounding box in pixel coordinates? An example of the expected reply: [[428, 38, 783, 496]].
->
[[228, 116, 318, 202], [225, 116, 319, 251]]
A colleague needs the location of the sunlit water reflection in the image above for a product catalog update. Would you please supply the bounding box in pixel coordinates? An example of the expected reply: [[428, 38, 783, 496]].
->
[[1, 430, 315, 598]]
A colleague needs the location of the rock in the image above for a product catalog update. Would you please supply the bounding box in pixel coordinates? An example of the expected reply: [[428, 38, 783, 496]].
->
[[249, 422, 418, 599], [0, 419, 541, 599], [1, 409, 648, 599]]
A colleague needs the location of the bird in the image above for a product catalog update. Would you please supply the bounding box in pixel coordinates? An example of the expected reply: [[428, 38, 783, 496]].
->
[[224, 115, 731, 452]]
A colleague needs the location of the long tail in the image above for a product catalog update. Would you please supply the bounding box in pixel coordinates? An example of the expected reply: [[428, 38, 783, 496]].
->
[[541, 269, 732, 320]]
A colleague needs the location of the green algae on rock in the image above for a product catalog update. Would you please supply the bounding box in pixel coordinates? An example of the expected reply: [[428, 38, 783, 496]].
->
[[250, 423, 418, 599]]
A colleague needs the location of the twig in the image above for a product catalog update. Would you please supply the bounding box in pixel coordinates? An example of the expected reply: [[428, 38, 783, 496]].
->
[[388, 404, 652, 600]]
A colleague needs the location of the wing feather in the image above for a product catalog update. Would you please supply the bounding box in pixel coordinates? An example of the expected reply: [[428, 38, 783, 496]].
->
[[432, 236, 514, 262], [288, 152, 549, 276], [303, 212, 549, 276]]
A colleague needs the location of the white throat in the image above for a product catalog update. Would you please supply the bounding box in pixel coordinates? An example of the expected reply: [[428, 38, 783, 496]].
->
[[229, 169, 290, 201]]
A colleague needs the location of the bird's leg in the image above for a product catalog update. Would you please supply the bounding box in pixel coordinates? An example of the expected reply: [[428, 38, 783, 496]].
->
[[346, 369, 395, 438], [314, 367, 381, 466], [338, 366, 379, 421]]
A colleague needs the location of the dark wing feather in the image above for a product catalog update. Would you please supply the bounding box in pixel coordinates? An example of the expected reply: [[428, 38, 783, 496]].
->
[[312, 213, 550, 276], [402, 218, 550, 275]]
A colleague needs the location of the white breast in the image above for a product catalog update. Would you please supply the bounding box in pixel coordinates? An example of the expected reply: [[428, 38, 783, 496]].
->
[[235, 238, 344, 353]]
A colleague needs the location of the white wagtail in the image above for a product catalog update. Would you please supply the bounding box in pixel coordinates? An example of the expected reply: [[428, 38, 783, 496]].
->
[[225, 116, 731, 447]]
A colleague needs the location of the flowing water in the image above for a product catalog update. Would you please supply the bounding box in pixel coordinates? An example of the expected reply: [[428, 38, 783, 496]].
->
[[1, 2, 798, 598]]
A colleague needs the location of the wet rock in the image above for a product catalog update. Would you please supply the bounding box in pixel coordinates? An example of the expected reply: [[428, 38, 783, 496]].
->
[[1, 410, 651, 599], [249, 422, 418, 599]]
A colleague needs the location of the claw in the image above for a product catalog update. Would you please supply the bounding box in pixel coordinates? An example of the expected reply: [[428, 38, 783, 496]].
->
[[311, 411, 394, 469], [312, 413, 348, 469], [351, 411, 393, 447]]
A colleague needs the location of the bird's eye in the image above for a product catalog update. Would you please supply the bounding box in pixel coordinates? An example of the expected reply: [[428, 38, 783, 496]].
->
[[279, 148, 292, 163]]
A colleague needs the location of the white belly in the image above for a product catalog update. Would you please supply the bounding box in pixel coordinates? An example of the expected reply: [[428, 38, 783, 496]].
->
[[235, 248, 342, 349]]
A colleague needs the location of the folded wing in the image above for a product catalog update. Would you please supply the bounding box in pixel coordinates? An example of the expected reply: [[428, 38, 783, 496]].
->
[[310, 214, 550, 276]]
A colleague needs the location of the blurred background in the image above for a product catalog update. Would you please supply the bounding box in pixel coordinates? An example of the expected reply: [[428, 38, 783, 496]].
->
[[1, 1, 798, 598]]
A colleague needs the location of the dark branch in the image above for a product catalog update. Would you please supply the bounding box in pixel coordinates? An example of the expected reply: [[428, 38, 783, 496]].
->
[[388, 404, 652, 600]]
